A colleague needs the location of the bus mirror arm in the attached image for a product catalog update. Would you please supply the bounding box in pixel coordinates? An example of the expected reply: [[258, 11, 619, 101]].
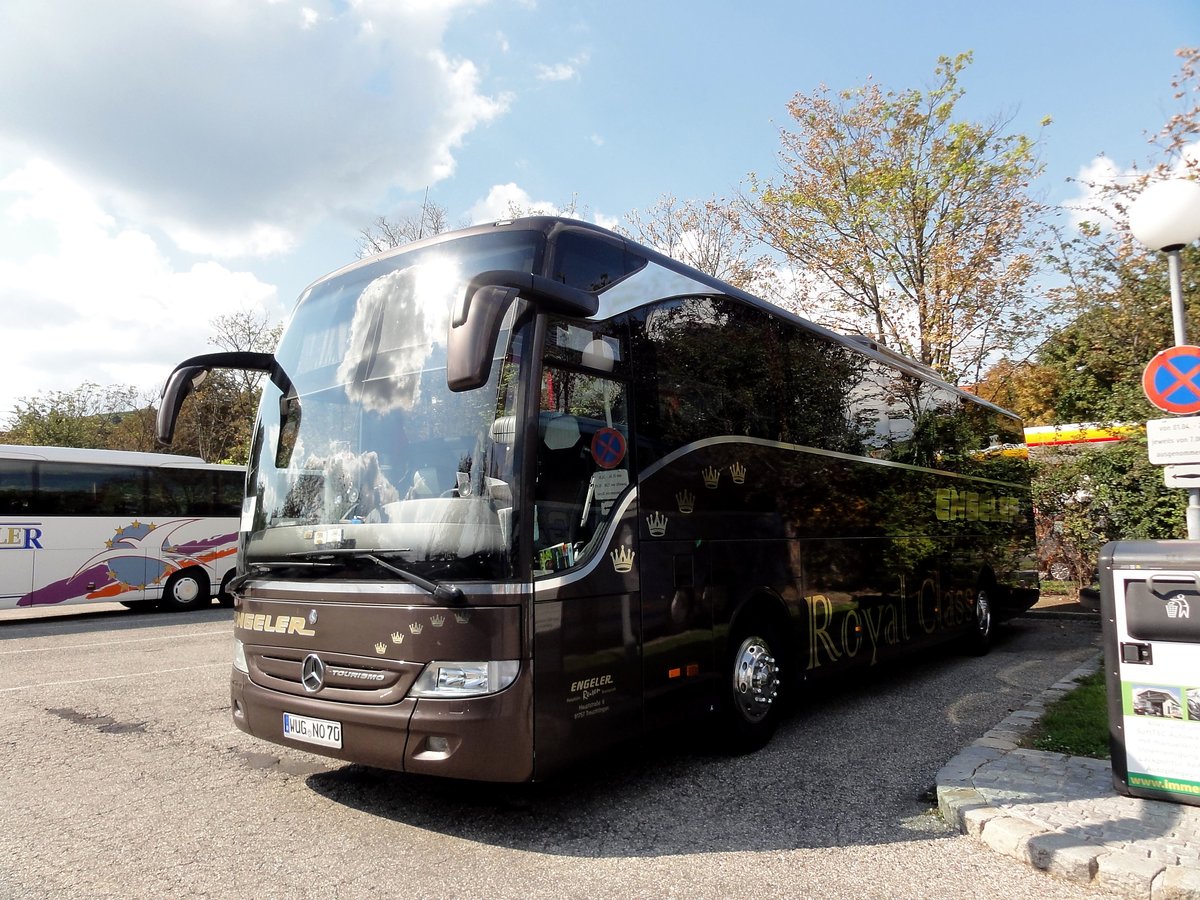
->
[[447, 270, 598, 393], [157, 351, 284, 446]]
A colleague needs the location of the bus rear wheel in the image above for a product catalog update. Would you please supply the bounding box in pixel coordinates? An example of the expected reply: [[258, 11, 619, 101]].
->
[[964, 586, 993, 656], [159, 569, 210, 612], [719, 620, 784, 753]]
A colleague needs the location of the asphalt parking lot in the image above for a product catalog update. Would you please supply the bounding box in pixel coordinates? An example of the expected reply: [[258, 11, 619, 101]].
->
[[0, 604, 1107, 898]]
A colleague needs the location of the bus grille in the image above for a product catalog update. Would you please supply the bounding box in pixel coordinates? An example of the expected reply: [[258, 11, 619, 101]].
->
[[247, 647, 420, 705]]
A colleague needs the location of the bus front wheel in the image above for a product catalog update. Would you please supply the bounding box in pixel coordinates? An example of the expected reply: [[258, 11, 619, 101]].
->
[[719, 619, 784, 753], [160, 569, 210, 612]]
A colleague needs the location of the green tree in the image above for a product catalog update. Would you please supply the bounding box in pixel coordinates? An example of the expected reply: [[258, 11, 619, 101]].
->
[[1018, 47, 1200, 582], [744, 52, 1048, 384], [5, 383, 145, 448], [1035, 48, 1199, 423]]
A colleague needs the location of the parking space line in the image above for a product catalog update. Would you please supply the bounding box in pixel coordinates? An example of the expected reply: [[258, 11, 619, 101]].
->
[[0, 662, 228, 693], [0, 630, 229, 655]]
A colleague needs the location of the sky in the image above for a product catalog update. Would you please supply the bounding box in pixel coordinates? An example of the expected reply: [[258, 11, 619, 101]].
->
[[0, 0, 1196, 430]]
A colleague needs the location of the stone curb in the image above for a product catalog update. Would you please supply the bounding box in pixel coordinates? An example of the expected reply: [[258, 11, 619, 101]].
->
[[936, 654, 1200, 899]]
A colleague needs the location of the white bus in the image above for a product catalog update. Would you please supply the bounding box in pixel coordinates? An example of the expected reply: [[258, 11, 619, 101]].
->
[[0, 445, 244, 613]]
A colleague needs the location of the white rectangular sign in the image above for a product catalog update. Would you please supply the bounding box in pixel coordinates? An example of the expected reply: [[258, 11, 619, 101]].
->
[[1147, 417, 1200, 465], [1165, 464, 1200, 488]]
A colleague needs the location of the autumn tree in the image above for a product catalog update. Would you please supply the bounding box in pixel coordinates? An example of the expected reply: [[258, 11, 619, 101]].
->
[[357, 197, 452, 258], [744, 52, 1048, 384], [973, 358, 1062, 425], [171, 308, 283, 464], [619, 193, 772, 292]]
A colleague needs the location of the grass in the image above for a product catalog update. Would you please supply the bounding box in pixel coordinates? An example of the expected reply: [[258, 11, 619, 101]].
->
[[1038, 580, 1075, 596], [1024, 670, 1111, 759]]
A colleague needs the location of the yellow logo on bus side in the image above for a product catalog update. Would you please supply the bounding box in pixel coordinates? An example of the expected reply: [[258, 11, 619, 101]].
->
[[934, 488, 1019, 523], [234, 611, 315, 637]]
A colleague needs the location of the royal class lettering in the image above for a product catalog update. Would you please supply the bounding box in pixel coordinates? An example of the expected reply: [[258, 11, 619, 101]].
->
[[570, 674, 614, 692], [806, 574, 976, 670], [0, 526, 43, 550], [234, 611, 316, 636], [935, 489, 1019, 523]]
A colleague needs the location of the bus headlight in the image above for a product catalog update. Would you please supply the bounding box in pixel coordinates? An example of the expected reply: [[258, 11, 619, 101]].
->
[[233, 638, 249, 674], [410, 660, 519, 698]]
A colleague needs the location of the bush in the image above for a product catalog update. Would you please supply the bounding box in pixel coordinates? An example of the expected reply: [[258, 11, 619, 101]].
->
[[1032, 438, 1185, 584]]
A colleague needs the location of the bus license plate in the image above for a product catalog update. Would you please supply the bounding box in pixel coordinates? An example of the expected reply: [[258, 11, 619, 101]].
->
[[282, 712, 342, 749]]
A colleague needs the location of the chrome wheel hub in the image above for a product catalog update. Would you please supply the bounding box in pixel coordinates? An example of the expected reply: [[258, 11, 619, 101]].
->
[[975, 589, 992, 636], [733, 636, 780, 723]]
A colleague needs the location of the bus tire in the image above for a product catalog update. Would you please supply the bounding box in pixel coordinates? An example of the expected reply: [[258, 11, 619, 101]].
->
[[217, 571, 235, 608], [719, 615, 785, 753], [160, 569, 210, 612], [964, 586, 993, 656], [120, 600, 155, 613]]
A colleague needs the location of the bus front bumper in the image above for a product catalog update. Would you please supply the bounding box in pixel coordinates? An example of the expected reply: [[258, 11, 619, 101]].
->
[[231, 666, 535, 782]]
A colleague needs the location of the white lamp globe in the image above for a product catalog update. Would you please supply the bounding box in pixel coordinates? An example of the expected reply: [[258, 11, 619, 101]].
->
[[1129, 178, 1200, 251]]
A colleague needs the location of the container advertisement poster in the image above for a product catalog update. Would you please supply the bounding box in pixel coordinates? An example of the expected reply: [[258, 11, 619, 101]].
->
[[1101, 541, 1200, 807]]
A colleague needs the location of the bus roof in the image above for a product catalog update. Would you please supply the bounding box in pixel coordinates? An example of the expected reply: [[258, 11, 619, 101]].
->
[[0, 445, 243, 470]]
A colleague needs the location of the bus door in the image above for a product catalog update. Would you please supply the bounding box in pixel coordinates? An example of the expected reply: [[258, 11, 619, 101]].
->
[[531, 364, 642, 776]]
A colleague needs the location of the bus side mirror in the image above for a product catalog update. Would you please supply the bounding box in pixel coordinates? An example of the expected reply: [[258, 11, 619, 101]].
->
[[157, 351, 278, 445], [447, 270, 598, 393]]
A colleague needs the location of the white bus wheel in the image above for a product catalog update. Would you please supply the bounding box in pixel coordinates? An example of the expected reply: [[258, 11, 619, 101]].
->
[[160, 570, 210, 612]]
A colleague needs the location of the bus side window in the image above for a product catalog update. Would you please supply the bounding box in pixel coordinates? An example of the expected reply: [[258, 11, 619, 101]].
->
[[0, 460, 34, 514]]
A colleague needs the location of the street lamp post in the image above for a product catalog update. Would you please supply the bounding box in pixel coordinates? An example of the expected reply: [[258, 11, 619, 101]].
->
[[1130, 178, 1200, 538]]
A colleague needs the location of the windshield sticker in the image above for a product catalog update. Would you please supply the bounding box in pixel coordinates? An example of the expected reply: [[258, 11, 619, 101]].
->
[[591, 427, 626, 469], [588, 469, 629, 516]]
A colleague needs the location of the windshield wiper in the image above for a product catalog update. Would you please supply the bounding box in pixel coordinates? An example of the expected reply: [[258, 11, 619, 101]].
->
[[226, 560, 335, 595], [285, 549, 466, 605]]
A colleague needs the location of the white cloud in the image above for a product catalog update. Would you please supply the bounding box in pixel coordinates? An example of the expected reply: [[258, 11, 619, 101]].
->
[[0, 0, 509, 259], [1063, 142, 1200, 230], [468, 183, 559, 222], [1062, 155, 1128, 229], [535, 53, 588, 82], [0, 159, 279, 424]]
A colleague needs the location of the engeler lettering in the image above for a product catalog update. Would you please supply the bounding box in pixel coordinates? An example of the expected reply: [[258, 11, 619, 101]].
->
[[234, 610, 316, 636]]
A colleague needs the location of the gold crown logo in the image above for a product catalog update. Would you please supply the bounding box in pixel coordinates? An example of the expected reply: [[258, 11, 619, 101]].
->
[[646, 511, 668, 537], [374, 642, 387, 655], [676, 490, 695, 514], [390, 631, 405, 644], [610, 545, 635, 573], [409, 622, 424, 635], [730, 461, 746, 484], [430, 614, 445, 628], [454, 611, 471, 624], [702, 466, 720, 489]]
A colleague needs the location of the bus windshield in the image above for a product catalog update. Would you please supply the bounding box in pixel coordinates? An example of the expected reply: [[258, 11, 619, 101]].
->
[[244, 231, 540, 582]]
